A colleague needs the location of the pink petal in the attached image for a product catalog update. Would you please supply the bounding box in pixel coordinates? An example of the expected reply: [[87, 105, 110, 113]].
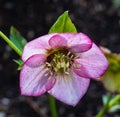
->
[[22, 33, 57, 62], [25, 54, 47, 67], [49, 35, 67, 48], [73, 43, 109, 79], [60, 33, 92, 53], [20, 64, 55, 96], [48, 70, 90, 106]]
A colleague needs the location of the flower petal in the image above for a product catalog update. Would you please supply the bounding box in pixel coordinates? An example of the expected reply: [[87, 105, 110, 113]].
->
[[60, 33, 92, 53], [49, 35, 67, 48], [22, 33, 57, 62], [25, 54, 47, 67], [20, 65, 55, 96], [73, 43, 109, 79], [48, 70, 90, 106]]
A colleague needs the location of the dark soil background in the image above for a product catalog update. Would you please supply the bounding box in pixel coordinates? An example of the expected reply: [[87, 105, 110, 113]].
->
[[0, 0, 120, 117]]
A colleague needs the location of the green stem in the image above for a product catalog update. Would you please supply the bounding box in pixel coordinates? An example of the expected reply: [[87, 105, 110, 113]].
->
[[96, 93, 112, 117], [48, 94, 58, 117], [0, 31, 22, 56], [108, 94, 120, 108]]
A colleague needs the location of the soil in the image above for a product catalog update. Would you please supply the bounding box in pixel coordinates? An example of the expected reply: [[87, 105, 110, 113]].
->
[[0, 0, 120, 117]]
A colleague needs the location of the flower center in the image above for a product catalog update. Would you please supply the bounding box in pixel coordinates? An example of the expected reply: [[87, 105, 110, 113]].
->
[[46, 48, 75, 75]]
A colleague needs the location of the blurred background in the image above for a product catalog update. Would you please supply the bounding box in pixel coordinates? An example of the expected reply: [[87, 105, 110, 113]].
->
[[0, 0, 120, 117]]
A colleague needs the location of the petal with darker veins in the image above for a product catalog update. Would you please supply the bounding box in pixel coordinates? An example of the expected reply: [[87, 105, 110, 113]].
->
[[48, 70, 90, 106], [20, 64, 55, 96], [73, 43, 109, 79]]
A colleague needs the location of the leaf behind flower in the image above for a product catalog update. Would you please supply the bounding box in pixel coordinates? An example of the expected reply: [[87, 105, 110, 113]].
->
[[10, 26, 27, 52], [49, 11, 77, 33]]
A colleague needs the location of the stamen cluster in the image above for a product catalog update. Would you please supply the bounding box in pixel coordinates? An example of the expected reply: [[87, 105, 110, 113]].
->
[[46, 48, 75, 75]]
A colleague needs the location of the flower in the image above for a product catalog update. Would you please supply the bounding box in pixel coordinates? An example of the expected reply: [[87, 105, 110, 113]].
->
[[20, 33, 109, 106]]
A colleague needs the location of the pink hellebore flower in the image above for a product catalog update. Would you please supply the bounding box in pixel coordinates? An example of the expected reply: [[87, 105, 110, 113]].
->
[[20, 33, 108, 106]]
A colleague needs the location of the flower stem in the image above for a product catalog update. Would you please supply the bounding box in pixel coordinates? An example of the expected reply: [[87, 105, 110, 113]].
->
[[0, 31, 22, 56], [96, 93, 112, 117], [48, 94, 58, 117]]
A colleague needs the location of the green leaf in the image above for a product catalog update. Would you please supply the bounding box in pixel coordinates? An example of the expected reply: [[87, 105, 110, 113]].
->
[[49, 11, 77, 33], [109, 105, 120, 113], [10, 26, 27, 52], [0, 31, 22, 56], [108, 95, 120, 112], [112, 0, 120, 8], [14, 59, 23, 70], [102, 95, 109, 105]]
